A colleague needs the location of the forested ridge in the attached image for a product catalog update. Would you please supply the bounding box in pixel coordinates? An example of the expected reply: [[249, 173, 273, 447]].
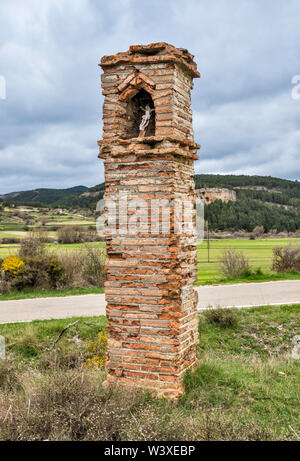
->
[[194, 174, 300, 232], [2, 174, 300, 232]]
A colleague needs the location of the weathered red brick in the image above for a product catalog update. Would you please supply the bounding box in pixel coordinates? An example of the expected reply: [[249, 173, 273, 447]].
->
[[99, 43, 200, 399]]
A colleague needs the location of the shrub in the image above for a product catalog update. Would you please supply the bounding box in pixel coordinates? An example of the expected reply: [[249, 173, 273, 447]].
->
[[57, 250, 85, 287], [14, 254, 64, 290], [0, 238, 20, 244], [0, 365, 273, 441], [57, 246, 105, 289], [219, 249, 250, 279], [57, 226, 85, 244], [85, 330, 107, 369], [19, 238, 44, 259], [1, 256, 24, 276], [253, 226, 264, 236], [39, 350, 84, 371], [81, 245, 106, 287], [241, 268, 253, 278], [203, 308, 238, 328], [14, 237, 64, 289], [29, 228, 53, 243], [0, 361, 22, 391], [2, 236, 105, 291], [272, 246, 300, 273], [57, 226, 101, 244], [0, 270, 11, 294], [47, 257, 64, 284]]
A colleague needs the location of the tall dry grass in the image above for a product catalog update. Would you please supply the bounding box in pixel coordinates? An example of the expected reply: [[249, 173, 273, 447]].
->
[[0, 364, 274, 441], [57, 245, 105, 288]]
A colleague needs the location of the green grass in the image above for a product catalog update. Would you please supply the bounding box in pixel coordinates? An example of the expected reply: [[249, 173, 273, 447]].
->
[[212, 270, 300, 285], [197, 237, 300, 284], [0, 305, 299, 440], [0, 223, 26, 232], [0, 243, 20, 258], [0, 286, 104, 301], [180, 304, 300, 440], [0, 232, 24, 239], [0, 315, 107, 362]]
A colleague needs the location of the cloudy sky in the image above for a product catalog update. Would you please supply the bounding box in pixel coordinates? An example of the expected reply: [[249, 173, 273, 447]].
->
[[0, 0, 300, 193]]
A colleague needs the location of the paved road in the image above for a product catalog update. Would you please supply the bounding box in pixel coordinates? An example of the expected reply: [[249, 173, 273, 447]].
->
[[197, 280, 300, 310], [0, 280, 299, 324], [0, 294, 106, 324]]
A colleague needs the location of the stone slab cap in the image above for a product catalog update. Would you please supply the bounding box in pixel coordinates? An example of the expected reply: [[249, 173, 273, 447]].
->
[[100, 42, 200, 78], [98, 135, 200, 160], [98, 135, 200, 150]]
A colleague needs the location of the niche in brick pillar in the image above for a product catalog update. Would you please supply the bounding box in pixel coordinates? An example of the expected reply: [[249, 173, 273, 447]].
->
[[126, 89, 155, 138], [98, 43, 200, 399]]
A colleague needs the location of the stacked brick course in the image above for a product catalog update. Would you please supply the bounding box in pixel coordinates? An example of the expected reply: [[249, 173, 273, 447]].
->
[[98, 43, 200, 398]]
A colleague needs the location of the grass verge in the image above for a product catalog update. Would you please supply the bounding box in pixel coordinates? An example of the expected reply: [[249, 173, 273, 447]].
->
[[0, 305, 299, 440], [197, 237, 300, 284], [0, 287, 104, 301], [196, 270, 300, 286]]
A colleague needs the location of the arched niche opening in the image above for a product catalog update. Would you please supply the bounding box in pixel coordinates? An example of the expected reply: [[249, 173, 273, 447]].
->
[[125, 89, 155, 139]]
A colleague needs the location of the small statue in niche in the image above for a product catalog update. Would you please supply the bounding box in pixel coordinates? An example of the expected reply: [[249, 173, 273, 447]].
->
[[139, 104, 155, 135]]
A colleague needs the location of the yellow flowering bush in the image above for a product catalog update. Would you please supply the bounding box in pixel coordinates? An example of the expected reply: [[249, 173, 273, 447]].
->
[[85, 330, 107, 369], [47, 257, 64, 283], [1, 256, 24, 276]]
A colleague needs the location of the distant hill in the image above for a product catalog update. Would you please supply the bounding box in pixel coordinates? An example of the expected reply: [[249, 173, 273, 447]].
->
[[0, 186, 88, 206], [194, 174, 300, 232], [195, 174, 300, 202], [55, 183, 105, 210], [2, 174, 300, 232], [195, 174, 300, 206]]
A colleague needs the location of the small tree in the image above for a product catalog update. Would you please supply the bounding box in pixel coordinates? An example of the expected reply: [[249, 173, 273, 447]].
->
[[39, 216, 48, 226], [253, 226, 264, 236], [272, 246, 300, 273], [219, 249, 250, 279], [57, 226, 84, 244]]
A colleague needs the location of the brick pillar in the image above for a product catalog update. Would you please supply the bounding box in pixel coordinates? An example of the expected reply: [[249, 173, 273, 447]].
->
[[98, 43, 200, 399]]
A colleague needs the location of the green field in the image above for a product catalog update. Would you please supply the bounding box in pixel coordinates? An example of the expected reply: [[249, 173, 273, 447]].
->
[[197, 238, 300, 284], [0, 206, 95, 236], [0, 231, 24, 239], [0, 205, 101, 261], [1, 238, 300, 285]]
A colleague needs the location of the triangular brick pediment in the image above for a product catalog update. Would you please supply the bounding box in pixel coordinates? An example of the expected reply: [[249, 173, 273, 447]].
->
[[118, 70, 156, 101]]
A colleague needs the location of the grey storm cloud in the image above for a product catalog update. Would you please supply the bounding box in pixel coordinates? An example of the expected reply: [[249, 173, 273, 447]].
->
[[0, 0, 300, 193]]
